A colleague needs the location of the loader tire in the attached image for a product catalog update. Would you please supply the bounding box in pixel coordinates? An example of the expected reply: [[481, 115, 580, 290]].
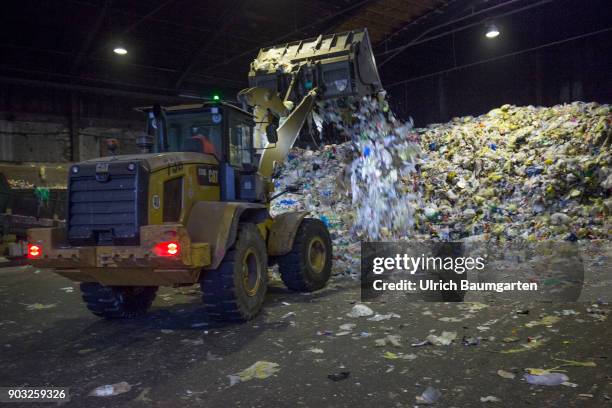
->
[[79, 283, 158, 319], [201, 223, 268, 322], [278, 219, 332, 292]]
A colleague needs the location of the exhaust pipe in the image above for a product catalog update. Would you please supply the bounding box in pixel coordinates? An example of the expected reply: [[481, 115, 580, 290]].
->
[[150, 104, 169, 152]]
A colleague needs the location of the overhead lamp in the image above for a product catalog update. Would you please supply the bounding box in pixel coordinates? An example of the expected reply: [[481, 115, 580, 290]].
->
[[113, 44, 128, 55], [485, 22, 500, 39]]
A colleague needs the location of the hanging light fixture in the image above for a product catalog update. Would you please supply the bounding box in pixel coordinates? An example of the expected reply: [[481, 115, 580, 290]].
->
[[113, 44, 128, 55], [485, 22, 500, 39]]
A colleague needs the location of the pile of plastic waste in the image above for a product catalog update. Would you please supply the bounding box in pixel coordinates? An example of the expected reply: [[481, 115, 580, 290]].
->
[[270, 101, 610, 275], [269, 144, 361, 276], [416, 102, 610, 242]]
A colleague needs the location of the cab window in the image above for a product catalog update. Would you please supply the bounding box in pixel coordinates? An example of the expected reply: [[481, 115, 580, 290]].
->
[[164, 112, 222, 155], [229, 122, 253, 167]]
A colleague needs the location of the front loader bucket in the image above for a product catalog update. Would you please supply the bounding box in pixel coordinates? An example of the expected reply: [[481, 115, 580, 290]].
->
[[248, 28, 383, 100]]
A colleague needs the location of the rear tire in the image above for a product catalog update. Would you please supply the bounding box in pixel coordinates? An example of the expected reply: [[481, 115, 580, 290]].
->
[[79, 282, 158, 319], [278, 219, 332, 292], [200, 223, 268, 322]]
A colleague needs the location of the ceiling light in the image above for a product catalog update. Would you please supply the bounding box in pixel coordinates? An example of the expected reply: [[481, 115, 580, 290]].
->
[[113, 46, 128, 55], [485, 22, 500, 39]]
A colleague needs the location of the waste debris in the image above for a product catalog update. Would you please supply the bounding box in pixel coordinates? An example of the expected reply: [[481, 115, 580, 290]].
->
[[24, 303, 56, 310], [423, 331, 457, 346], [327, 371, 350, 382], [382, 351, 400, 359], [89, 381, 132, 397], [480, 396, 502, 403], [416, 102, 611, 242], [316, 95, 421, 241], [367, 313, 400, 321], [416, 386, 442, 404], [462, 336, 481, 346], [346, 304, 374, 318], [375, 335, 402, 348], [497, 369, 516, 379], [499, 336, 547, 353], [271, 102, 611, 267], [524, 315, 561, 327], [523, 372, 569, 386], [228, 361, 280, 386]]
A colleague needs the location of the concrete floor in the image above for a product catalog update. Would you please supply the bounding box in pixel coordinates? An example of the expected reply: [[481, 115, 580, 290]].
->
[[0, 264, 610, 407]]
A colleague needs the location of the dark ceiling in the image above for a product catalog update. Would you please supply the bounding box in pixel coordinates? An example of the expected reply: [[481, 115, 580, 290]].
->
[[1, 0, 609, 111], [0, 0, 445, 100]]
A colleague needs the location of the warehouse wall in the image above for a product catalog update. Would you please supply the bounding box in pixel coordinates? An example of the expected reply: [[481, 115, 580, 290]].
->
[[0, 84, 149, 163], [384, 0, 612, 127], [0, 114, 141, 162]]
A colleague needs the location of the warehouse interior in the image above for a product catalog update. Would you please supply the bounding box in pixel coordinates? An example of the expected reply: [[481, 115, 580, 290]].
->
[[0, 0, 611, 407]]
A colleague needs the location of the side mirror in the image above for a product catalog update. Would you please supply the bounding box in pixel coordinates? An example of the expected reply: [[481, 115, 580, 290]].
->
[[266, 123, 278, 144]]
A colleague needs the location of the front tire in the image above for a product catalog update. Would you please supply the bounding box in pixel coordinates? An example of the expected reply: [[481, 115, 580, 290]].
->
[[201, 223, 268, 322], [278, 219, 332, 292], [79, 283, 158, 319]]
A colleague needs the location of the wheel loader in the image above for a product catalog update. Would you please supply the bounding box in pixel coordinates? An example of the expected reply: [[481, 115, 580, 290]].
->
[[27, 28, 383, 321]]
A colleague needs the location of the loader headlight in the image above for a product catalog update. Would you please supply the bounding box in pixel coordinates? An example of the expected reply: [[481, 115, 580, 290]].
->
[[127, 162, 136, 171], [71, 165, 80, 174]]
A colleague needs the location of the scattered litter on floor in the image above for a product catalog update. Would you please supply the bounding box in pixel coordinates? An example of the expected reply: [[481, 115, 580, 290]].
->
[[414, 331, 457, 346], [480, 396, 501, 402], [462, 336, 481, 346], [228, 361, 280, 386], [500, 337, 546, 353], [327, 371, 350, 382], [497, 369, 516, 379], [552, 358, 597, 368], [523, 372, 569, 386], [367, 313, 400, 321], [384, 335, 402, 347], [305, 348, 324, 354], [339, 323, 356, 331], [24, 303, 56, 310], [180, 338, 204, 346], [525, 315, 561, 327], [347, 304, 374, 317], [382, 351, 400, 360], [89, 381, 132, 397], [416, 386, 442, 404]]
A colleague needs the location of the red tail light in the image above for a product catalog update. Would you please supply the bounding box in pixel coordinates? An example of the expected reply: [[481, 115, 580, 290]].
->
[[28, 244, 41, 259], [153, 241, 180, 257]]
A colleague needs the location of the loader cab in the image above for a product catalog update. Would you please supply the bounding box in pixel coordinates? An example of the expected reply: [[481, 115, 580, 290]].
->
[[144, 102, 257, 171], [141, 101, 265, 202]]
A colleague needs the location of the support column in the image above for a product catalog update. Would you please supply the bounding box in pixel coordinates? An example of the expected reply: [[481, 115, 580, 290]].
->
[[69, 92, 80, 162]]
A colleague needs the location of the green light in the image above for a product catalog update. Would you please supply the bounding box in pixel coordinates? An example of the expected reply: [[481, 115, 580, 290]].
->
[[212, 94, 220, 101]]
